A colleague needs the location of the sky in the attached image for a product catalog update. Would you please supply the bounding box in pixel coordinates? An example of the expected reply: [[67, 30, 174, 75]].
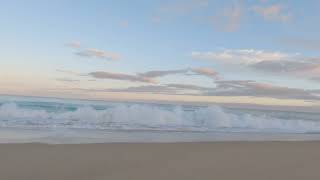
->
[[1, 0, 320, 106]]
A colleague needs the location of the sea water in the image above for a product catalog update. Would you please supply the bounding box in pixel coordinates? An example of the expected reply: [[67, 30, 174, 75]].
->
[[1, 95, 320, 143]]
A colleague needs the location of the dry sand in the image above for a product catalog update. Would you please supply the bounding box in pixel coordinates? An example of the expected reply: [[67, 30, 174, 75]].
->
[[1, 142, 320, 180]]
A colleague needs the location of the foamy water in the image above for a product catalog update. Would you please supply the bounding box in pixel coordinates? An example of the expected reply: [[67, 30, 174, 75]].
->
[[1, 95, 320, 143]]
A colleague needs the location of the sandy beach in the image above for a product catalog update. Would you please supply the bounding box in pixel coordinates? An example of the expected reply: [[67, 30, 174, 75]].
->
[[1, 142, 320, 180]]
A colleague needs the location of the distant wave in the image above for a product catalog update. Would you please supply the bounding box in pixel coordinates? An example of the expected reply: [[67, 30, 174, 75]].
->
[[0, 102, 320, 133]]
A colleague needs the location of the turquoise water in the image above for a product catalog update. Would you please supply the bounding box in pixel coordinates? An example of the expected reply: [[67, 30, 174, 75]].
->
[[1, 95, 320, 143]]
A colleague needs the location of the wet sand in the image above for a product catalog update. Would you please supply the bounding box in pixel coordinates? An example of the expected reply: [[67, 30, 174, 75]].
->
[[0, 142, 320, 180]]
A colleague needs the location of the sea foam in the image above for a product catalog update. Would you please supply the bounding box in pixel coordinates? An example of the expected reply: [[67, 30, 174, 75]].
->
[[1, 101, 320, 133]]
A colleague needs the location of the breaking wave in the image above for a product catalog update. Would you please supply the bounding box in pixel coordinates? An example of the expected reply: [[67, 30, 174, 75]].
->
[[1, 101, 320, 133]]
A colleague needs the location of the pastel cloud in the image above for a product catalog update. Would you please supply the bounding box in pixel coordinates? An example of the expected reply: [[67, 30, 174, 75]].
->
[[209, 80, 318, 100], [138, 69, 189, 78], [56, 69, 82, 76], [166, 83, 210, 91], [153, 0, 209, 22], [66, 41, 81, 49], [191, 67, 220, 80], [251, 58, 320, 80], [76, 48, 121, 61], [66, 41, 121, 61], [152, 1, 292, 32], [251, 4, 291, 22], [139, 68, 219, 80], [192, 49, 320, 81], [192, 49, 291, 64], [87, 67, 219, 84], [153, 0, 243, 32], [77, 83, 213, 95], [74, 79, 319, 100], [101, 85, 177, 94], [56, 78, 80, 82], [88, 71, 156, 84], [211, 1, 243, 32]]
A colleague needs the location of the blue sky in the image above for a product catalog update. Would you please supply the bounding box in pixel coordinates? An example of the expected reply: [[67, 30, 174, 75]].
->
[[1, 0, 320, 106]]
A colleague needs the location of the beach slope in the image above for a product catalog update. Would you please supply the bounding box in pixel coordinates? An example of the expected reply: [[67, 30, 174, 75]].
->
[[0, 142, 320, 180]]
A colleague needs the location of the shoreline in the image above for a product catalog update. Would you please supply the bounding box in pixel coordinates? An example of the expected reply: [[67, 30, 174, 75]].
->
[[3, 127, 320, 144]]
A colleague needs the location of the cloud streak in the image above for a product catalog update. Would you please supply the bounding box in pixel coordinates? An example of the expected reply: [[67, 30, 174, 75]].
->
[[101, 85, 177, 94], [88, 71, 156, 84], [191, 68, 220, 80], [209, 80, 318, 99], [139, 68, 220, 80], [250, 58, 320, 80], [192, 49, 291, 64], [152, 0, 209, 22], [153, 0, 244, 32], [77, 83, 214, 95], [73, 79, 320, 100], [56, 69, 83, 76], [251, 4, 291, 22], [138, 69, 189, 78], [86, 67, 219, 84], [66, 41, 81, 49], [211, 0, 243, 32], [66, 41, 121, 61], [191, 49, 320, 82], [75, 48, 121, 61], [56, 78, 80, 82], [152, 80, 318, 100]]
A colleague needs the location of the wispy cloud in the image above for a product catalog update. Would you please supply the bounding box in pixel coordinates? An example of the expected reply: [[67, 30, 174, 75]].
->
[[191, 67, 220, 80], [192, 49, 291, 64], [75, 48, 121, 61], [65, 41, 81, 49], [160, 0, 209, 14], [167, 83, 215, 95], [56, 69, 83, 76], [99, 85, 177, 94], [210, 0, 243, 32], [209, 80, 318, 99], [66, 41, 121, 61], [250, 57, 320, 80], [73, 79, 320, 100], [58, 67, 219, 85], [139, 68, 220, 80], [138, 69, 189, 78], [251, 4, 291, 22], [76, 83, 214, 95], [55, 78, 80, 82], [88, 71, 156, 84], [191, 49, 320, 82], [152, 0, 209, 22], [166, 83, 209, 90], [152, 0, 244, 33]]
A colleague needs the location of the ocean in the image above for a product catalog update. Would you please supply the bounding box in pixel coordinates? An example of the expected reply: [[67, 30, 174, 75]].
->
[[1, 95, 320, 143]]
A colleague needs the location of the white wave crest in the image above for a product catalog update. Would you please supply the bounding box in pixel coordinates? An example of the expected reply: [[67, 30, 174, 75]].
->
[[0, 102, 320, 133]]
